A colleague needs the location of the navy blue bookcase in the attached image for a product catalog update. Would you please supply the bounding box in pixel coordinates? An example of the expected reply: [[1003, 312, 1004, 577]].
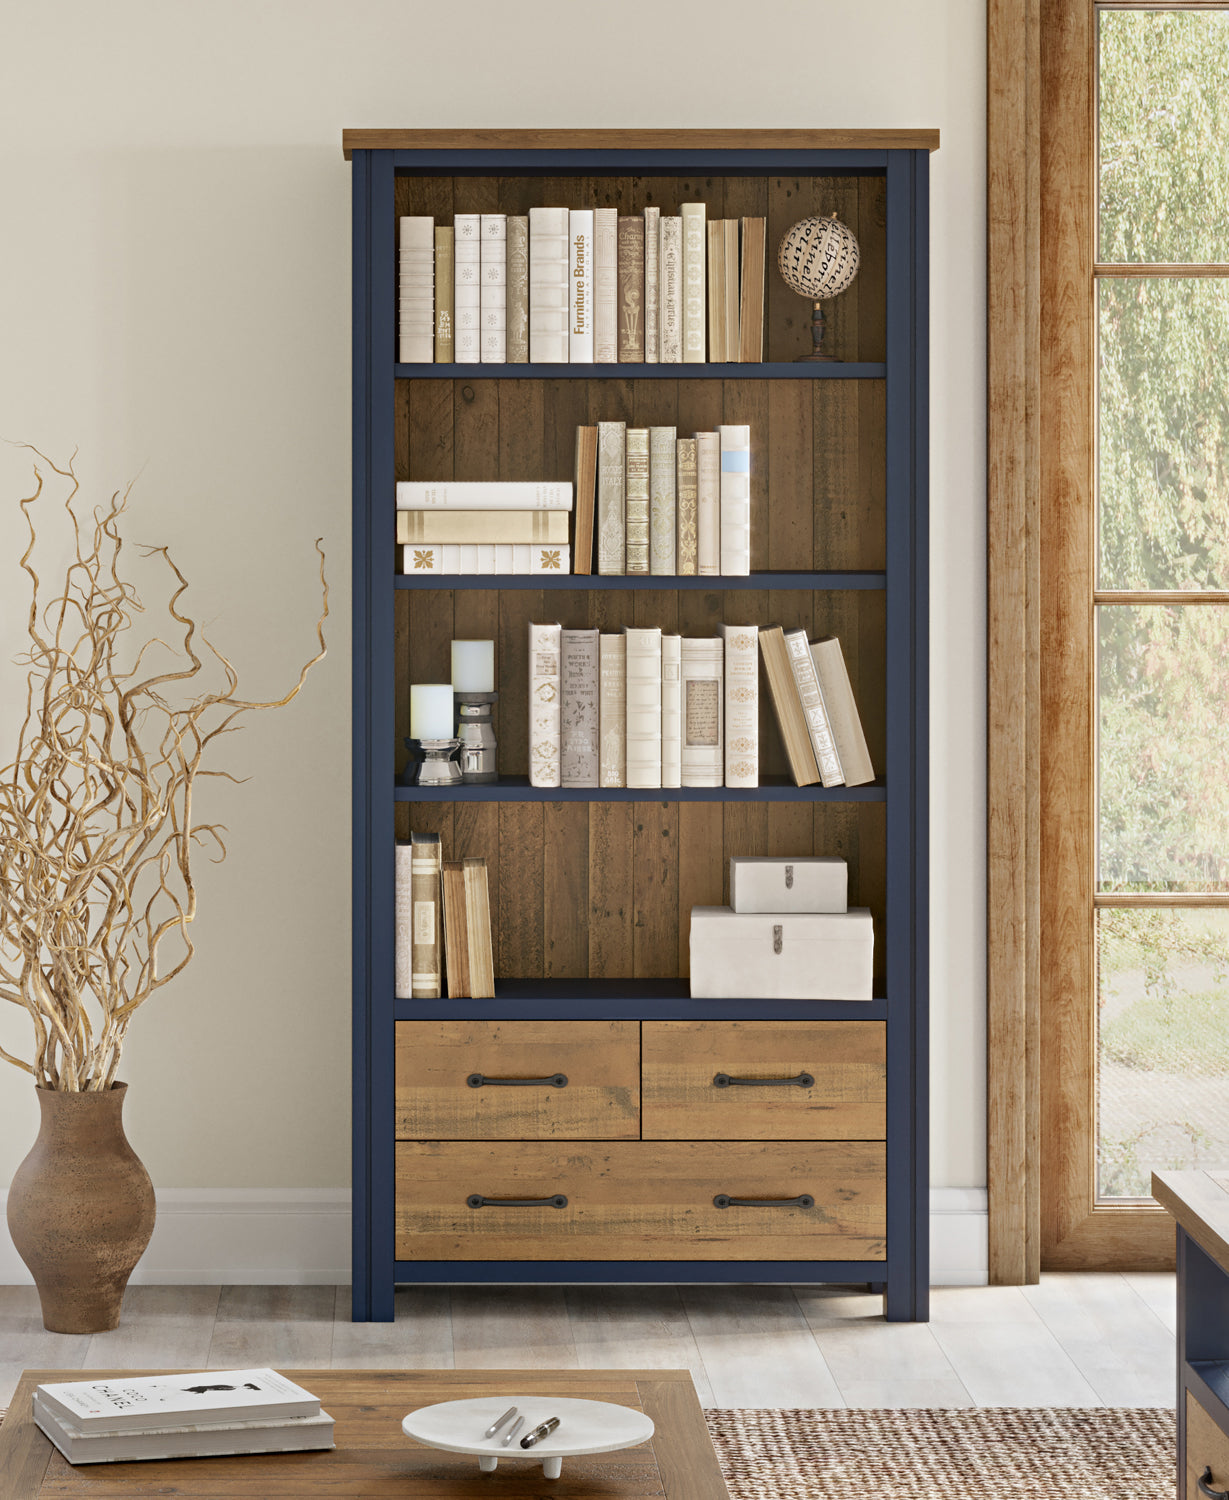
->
[[348, 132, 930, 1322]]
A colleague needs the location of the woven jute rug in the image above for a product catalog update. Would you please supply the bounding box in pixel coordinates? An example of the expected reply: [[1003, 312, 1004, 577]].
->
[[0, 1403, 1176, 1497], [705, 1408, 1176, 1500]]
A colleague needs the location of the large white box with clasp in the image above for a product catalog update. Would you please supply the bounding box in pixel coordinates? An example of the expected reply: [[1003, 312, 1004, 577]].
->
[[688, 906, 874, 1000], [728, 855, 847, 914]]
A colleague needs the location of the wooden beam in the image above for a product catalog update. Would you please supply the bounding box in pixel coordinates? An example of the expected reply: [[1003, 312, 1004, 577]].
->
[[342, 128, 941, 160]]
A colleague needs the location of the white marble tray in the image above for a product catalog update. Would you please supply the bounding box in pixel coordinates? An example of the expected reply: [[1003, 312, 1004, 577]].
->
[[401, 1394, 655, 1480]]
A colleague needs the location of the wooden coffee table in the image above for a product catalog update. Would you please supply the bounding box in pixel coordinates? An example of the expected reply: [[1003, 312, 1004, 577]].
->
[[0, 1367, 730, 1498]]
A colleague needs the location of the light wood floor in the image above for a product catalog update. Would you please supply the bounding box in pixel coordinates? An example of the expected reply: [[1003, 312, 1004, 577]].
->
[[0, 1274, 1176, 1411]]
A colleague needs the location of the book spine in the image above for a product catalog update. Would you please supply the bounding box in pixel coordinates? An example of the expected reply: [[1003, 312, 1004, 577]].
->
[[624, 427, 650, 575], [661, 633, 682, 788], [397, 511, 569, 545], [706, 220, 724, 364], [624, 626, 662, 789], [643, 206, 660, 362], [724, 219, 741, 361], [434, 226, 454, 362], [596, 420, 626, 575], [681, 202, 707, 363], [398, 216, 434, 364], [784, 628, 845, 787], [528, 621, 562, 787], [719, 423, 751, 575], [480, 213, 506, 363], [718, 624, 760, 788], [396, 481, 574, 510], [811, 639, 875, 786], [454, 213, 481, 364], [572, 424, 598, 576], [593, 207, 619, 363], [696, 431, 721, 576], [462, 858, 495, 999], [569, 208, 594, 363], [659, 216, 683, 363], [506, 215, 529, 364], [529, 206, 570, 363], [649, 425, 678, 575], [680, 639, 724, 787], [410, 834, 442, 1000], [401, 543, 570, 574], [738, 216, 766, 362], [617, 216, 645, 362], [560, 628, 600, 787], [394, 842, 414, 1000], [676, 437, 698, 576], [599, 633, 627, 788]]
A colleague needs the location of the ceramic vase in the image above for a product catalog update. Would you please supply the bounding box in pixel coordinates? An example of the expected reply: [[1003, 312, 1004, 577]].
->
[[6, 1082, 155, 1333]]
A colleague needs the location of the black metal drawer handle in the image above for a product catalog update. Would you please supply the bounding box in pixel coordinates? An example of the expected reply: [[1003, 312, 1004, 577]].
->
[[713, 1072, 815, 1089], [713, 1194, 815, 1210], [467, 1073, 568, 1089], [1200, 1468, 1229, 1500], [467, 1194, 568, 1210]]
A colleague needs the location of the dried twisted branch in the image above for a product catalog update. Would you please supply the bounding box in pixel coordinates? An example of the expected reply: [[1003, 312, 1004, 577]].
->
[[0, 450, 328, 1090]]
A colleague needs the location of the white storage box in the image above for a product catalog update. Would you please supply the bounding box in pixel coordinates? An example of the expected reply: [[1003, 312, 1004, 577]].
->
[[688, 906, 874, 1000], [729, 855, 847, 914]]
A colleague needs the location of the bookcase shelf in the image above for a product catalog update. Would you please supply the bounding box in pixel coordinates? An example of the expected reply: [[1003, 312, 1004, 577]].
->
[[394, 776, 887, 803], [394, 979, 890, 1023], [395, 361, 889, 380], [394, 571, 888, 592], [351, 132, 929, 1325]]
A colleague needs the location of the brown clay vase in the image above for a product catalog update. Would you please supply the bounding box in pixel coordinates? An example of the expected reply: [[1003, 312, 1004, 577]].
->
[[6, 1082, 155, 1333]]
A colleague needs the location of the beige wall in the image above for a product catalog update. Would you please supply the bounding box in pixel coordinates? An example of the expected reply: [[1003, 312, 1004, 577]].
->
[[0, 0, 986, 1195]]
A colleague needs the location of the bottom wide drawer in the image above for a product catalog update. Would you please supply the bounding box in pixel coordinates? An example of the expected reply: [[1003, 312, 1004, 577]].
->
[[395, 1140, 886, 1261]]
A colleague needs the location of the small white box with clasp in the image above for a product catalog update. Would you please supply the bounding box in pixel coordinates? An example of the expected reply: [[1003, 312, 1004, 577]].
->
[[688, 906, 874, 1000], [729, 855, 847, 914]]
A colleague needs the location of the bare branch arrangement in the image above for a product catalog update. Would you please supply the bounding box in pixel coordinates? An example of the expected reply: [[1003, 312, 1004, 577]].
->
[[0, 451, 328, 1091]]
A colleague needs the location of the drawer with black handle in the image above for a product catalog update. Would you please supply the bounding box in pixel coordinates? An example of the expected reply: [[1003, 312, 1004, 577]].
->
[[394, 1020, 640, 1140], [394, 1140, 886, 1260], [641, 1021, 886, 1140]]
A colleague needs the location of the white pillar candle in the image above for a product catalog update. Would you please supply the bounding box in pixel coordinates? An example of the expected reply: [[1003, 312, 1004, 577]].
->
[[410, 683, 455, 740], [451, 639, 495, 693]]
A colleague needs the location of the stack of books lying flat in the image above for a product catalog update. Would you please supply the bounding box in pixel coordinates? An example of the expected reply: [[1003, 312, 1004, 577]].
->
[[397, 481, 573, 577], [32, 1368, 334, 1465]]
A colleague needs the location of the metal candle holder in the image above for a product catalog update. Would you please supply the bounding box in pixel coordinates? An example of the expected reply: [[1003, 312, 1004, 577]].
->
[[454, 691, 498, 784], [400, 737, 462, 787]]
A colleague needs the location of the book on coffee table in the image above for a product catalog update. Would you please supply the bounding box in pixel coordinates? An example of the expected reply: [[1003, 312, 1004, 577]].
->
[[35, 1367, 320, 1432], [32, 1393, 335, 1465]]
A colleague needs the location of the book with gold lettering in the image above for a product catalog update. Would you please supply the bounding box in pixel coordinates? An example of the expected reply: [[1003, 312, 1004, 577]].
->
[[434, 226, 454, 362], [599, 633, 626, 788], [597, 420, 626, 575], [569, 209, 594, 363], [624, 427, 650, 575], [649, 425, 677, 575], [659, 215, 683, 363], [643, 205, 660, 363], [783, 626, 844, 787], [717, 623, 759, 788], [561, 627, 600, 788], [573, 425, 598, 575], [506, 215, 529, 363], [617, 216, 645, 363], [480, 213, 506, 363], [400, 543, 570, 575], [454, 213, 481, 364], [681, 202, 707, 363], [528, 621, 562, 788], [676, 437, 698, 575]]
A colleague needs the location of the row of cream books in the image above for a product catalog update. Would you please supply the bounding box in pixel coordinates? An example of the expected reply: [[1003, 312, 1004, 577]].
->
[[395, 837, 494, 1001], [394, 423, 751, 579], [399, 208, 765, 365], [530, 622, 874, 790], [31, 1368, 332, 1465]]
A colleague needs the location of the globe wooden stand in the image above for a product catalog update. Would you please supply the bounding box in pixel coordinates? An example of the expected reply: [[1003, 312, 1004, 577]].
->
[[796, 301, 840, 362]]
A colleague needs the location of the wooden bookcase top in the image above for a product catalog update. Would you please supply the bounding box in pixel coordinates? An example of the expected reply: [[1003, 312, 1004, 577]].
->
[[342, 127, 940, 159]]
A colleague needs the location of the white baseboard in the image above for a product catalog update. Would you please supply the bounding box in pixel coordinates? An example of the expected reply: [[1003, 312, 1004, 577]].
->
[[929, 1186, 989, 1285], [0, 1186, 989, 1288]]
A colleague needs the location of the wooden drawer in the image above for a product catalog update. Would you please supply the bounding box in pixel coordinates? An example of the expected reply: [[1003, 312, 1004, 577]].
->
[[394, 1140, 886, 1260], [642, 1021, 886, 1140], [394, 1021, 639, 1139], [1187, 1390, 1229, 1500]]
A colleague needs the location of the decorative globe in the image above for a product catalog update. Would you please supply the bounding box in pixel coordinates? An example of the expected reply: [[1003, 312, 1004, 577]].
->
[[777, 213, 861, 300], [776, 213, 861, 362]]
